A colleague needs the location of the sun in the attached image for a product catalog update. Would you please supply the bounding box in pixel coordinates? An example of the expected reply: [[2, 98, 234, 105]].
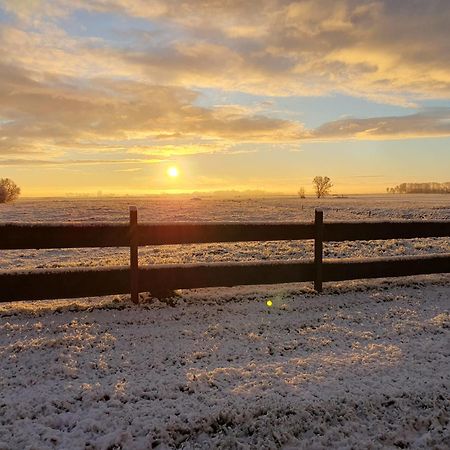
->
[[167, 166, 179, 178]]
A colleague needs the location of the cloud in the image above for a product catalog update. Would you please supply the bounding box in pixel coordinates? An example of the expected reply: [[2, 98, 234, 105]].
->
[[1, 49, 449, 169], [2, 0, 450, 102], [309, 108, 450, 140], [1, 0, 449, 172], [52, 0, 450, 101], [129, 143, 229, 156], [0, 58, 304, 160], [0, 158, 164, 167]]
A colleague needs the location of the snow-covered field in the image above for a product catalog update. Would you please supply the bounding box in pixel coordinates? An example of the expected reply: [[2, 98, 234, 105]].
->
[[0, 194, 449, 270], [0, 194, 449, 449], [1, 277, 449, 449]]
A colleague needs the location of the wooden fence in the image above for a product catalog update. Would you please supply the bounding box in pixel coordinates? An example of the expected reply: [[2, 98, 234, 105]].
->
[[0, 208, 449, 303]]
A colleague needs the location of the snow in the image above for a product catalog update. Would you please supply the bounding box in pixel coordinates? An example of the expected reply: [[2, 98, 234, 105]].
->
[[1, 194, 449, 224], [0, 194, 449, 448], [0, 276, 449, 449]]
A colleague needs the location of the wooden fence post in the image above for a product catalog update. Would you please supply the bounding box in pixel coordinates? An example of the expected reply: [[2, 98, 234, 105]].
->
[[314, 209, 324, 292], [130, 206, 139, 303]]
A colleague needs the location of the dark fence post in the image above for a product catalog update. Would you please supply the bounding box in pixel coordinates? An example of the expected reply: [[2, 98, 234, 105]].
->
[[130, 206, 139, 303], [314, 209, 324, 292]]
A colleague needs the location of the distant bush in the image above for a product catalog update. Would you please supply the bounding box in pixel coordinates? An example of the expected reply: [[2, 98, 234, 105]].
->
[[298, 187, 306, 198], [0, 178, 21, 203]]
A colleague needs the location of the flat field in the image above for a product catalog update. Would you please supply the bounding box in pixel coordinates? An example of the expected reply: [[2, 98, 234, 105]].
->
[[0, 194, 449, 449]]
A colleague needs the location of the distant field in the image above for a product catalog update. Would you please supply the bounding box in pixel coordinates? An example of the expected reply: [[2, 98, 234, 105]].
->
[[1, 193, 449, 223]]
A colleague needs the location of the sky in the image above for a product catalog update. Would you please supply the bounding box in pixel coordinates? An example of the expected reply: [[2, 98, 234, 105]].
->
[[0, 0, 449, 197]]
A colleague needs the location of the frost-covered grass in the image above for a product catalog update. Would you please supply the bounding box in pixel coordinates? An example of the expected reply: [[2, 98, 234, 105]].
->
[[0, 276, 449, 449], [1, 194, 449, 223], [1, 237, 449, 271]]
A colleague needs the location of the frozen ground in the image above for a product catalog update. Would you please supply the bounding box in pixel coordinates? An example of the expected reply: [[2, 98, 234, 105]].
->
[[2, 194, 449, 223], [0, 276, 449, 449], [0, 194, 449, 449]]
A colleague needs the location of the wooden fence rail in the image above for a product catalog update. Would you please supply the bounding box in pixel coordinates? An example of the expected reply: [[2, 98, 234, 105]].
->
[[0, 208, 449, 303], [2, 220, 449, 249]]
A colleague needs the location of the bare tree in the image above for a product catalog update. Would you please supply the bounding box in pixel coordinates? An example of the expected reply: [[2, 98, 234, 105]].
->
[[313, 176, 332, 198], [0, 178, 21, 203], [297, 186, 306, 198]]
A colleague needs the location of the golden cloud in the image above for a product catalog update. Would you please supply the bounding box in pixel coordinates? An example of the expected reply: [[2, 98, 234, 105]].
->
[[75, 0, 450, 100], [0, 58, 304, 163], [2, 0, 450, 101]]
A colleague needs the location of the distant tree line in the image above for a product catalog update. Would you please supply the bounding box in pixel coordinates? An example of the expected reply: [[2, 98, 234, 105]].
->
[[386, 182, 450, 194]]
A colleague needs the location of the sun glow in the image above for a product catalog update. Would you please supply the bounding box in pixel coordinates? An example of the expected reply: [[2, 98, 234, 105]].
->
[[167, 166, 179, 178]]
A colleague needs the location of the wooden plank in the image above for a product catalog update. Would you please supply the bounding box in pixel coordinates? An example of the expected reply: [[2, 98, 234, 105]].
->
[[0, 224, 129, 249], [130, 206, 139, 304], [1, 254, 448, 302], [0, 266, 130, 302], [323, 221, 450, 242], [0, 260, 315, 302], [314, 210, 324, 292], [0, 222, 315, 249], [138, 260, 316, 291], [323, 254, 450, 281], [1, 220, 448, 250], [137, 222, 315, 245]]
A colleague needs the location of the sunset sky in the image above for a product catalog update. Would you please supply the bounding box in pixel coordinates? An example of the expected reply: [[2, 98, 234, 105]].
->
[[1, 0, 449, 196]]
